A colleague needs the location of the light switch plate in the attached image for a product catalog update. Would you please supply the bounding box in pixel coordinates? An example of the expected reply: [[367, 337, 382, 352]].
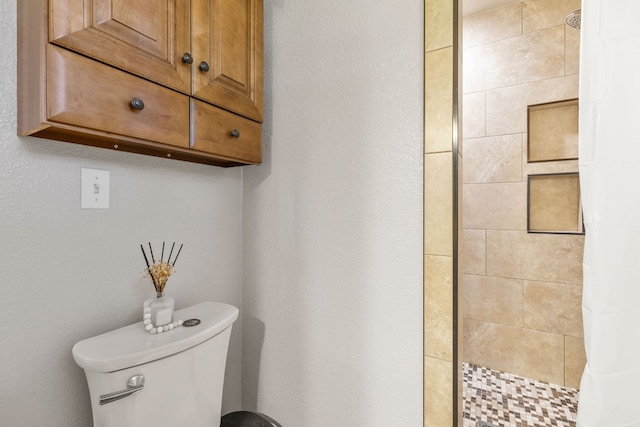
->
[[81, 168, 110, 209]]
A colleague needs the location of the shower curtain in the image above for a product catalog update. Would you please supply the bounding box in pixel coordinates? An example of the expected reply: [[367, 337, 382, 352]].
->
[[577, 1, 640, 425]]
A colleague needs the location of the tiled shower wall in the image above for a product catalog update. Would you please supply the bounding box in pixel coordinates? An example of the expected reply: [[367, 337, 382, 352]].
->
[[461, 0, 586, 389], [424, 0, 461, 425]]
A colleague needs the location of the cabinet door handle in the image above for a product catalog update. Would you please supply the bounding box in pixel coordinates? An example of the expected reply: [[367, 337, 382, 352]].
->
[[130, 98, 145, 111], [230, 129, 240, 139], [199, 61, 210, 72], [182, 53, 193, 64]]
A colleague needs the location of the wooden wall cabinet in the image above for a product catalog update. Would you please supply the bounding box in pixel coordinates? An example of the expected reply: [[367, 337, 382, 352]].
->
[[18, 0, 263, 167]]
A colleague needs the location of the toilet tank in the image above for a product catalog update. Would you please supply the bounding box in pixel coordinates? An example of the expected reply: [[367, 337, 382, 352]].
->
[[72, 301, 239, 427]]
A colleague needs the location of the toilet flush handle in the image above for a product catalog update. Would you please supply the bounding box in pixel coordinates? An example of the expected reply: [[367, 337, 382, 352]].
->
[[98, 374, 145, 406]]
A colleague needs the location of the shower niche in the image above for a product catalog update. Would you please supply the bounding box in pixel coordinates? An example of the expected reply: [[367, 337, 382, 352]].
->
[[528, 99, 579, 163], [526, 99, 583, 234], [528, 173, 583, 234]]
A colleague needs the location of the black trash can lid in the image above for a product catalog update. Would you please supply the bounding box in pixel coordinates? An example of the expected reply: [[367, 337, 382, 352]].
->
[[221, 411, 281, 427]]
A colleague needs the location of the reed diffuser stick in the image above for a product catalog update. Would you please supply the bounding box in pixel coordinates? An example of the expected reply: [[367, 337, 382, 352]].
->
[[140, 241, 183, 294], [167, 242, 175, 265], [149, 242, 155, 263], [140, 244, 159, 290], [140, 244, 151, 269], [172, 243, 184, 266]]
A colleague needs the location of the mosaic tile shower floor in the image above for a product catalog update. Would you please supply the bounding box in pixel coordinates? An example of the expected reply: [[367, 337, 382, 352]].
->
[[463, 363, 579, 427]]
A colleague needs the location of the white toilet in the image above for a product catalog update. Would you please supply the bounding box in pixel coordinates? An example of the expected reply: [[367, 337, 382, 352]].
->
[[72, 301, 239, 427]]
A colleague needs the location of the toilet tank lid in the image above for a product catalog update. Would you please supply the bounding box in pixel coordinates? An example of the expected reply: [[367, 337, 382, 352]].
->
[[72, 301, 239, 373]]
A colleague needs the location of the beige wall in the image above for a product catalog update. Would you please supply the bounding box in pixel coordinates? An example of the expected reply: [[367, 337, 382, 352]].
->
[[461, 0, 585, 389], [424, 0, 461, 425]]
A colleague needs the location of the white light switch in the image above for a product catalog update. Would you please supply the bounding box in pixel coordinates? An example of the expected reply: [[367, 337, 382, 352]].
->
[[81, 168, 110, 209]]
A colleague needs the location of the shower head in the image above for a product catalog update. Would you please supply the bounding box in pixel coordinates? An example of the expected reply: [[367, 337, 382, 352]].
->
[[566, 10, 581, 29]]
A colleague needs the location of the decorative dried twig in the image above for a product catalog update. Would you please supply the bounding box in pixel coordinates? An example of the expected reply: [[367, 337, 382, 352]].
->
[[148, 262, 173, 293]]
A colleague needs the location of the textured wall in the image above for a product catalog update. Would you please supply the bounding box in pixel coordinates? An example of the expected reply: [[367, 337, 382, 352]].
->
[[242, 0, 424, 425], [1, 1, 244, 425], [461, 0, 585, 388]]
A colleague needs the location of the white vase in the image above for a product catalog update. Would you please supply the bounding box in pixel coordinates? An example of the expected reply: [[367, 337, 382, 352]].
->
[[144, 292, 175, 327]]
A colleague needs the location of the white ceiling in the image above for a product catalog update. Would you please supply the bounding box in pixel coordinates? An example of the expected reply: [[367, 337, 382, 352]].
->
[[463, 0, 521, 16]]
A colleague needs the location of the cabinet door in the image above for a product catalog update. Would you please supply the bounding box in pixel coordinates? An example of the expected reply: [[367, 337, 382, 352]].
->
[[49, 0, 191, 94], [192, 0, 263, 123]]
